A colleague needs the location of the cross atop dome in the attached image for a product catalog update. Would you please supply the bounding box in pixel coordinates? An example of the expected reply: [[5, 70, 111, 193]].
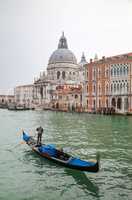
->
[[58, 32, 68, 49]]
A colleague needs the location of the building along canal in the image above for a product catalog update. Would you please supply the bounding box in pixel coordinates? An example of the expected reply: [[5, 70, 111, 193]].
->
[[0, 109, 132, 200]]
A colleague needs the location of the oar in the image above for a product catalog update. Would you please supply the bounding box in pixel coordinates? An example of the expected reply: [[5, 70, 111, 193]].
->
[[96, 152, 100, 163], [16, 129, 24, 136]]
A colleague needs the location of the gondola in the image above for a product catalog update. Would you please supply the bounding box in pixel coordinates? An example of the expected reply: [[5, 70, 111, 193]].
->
[[22, 132, 100, 172]]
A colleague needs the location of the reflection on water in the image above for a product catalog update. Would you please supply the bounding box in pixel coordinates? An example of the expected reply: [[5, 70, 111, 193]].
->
[[64, 168, 99, 197], [22, 147, 99, 197]]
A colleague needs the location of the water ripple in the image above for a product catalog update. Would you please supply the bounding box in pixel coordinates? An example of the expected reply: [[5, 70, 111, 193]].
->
[[0, 109, 132, 200]]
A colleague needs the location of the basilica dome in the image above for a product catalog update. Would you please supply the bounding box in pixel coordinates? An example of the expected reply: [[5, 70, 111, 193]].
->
[[48, 32, 77, 65]]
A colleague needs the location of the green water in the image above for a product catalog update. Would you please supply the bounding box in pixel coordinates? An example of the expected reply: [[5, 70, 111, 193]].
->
[[0, 109, 132, 200]]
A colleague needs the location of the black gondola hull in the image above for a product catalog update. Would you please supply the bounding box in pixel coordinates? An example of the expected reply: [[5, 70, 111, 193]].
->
[[23, 132, 99, 173]]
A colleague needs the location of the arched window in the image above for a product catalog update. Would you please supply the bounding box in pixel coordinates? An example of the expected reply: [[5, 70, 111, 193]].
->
[[87, 100, 88, 108], [114, 83, 116, 93], [123, 82, 125, 88], [93, 85, 96, 93], [124, 98, 128, 110], [87, 71, 89, 79], [111, 98, 116, 107], [106, 84, 108, 94], [123, 83, 125, 93], [93, 100, 96, 109], [62, 71, 65, 79], [123, 66, 126, 75], [111, 84, 113, 93], [114, 68, 116, 76], [40, 86, 43, 98], [106, 69, 109, 77], [127, 82, 129, 92], [117, 68, 119, 76], [98, 85, 101, 94], [106, 99, 108, 107], [87, 85, 89, 93], [111, 68, 113, 76], [120, 83, 122, 93], [57, 71, 60, 79], [117, 98, 122, 110], [120, 67, 122, 76], [93, 69, 96, 79], [125, 67, 127, 75], [117, 84, 119, 93], [80, 94, 82, 102]]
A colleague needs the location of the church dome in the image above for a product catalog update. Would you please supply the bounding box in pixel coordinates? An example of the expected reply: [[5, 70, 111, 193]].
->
[[48, 49, 77, 64], [48, 32, 77, 65]]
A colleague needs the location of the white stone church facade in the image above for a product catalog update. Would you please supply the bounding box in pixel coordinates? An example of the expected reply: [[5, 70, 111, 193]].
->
[[33, 32, 87, 109], [14, 32, 87, 109]]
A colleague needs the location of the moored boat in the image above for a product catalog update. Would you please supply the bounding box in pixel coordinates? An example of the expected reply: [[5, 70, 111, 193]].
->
[[22, 132, 100, 172], [7, 102, 16, 110]]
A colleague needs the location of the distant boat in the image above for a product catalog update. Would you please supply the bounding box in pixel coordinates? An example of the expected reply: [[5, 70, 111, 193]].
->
[[16, 105, 29, 111], [22, 132, 100, 172], [8, 103, 29, 111], [7, 103, 16, 110], [34, 105, 44, 111]]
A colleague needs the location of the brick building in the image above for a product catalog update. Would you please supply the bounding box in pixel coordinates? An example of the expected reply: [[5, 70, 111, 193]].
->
[[84, 53, 132, 114]]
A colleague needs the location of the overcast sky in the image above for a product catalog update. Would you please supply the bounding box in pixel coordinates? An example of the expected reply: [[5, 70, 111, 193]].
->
[[0, 0, 132, 94]]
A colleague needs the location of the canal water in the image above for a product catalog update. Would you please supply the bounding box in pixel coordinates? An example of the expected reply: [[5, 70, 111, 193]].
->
[[0, 109, 132, 200]]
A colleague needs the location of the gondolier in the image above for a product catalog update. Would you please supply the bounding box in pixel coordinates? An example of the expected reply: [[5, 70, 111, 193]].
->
[[36, 126, 43, 145]]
